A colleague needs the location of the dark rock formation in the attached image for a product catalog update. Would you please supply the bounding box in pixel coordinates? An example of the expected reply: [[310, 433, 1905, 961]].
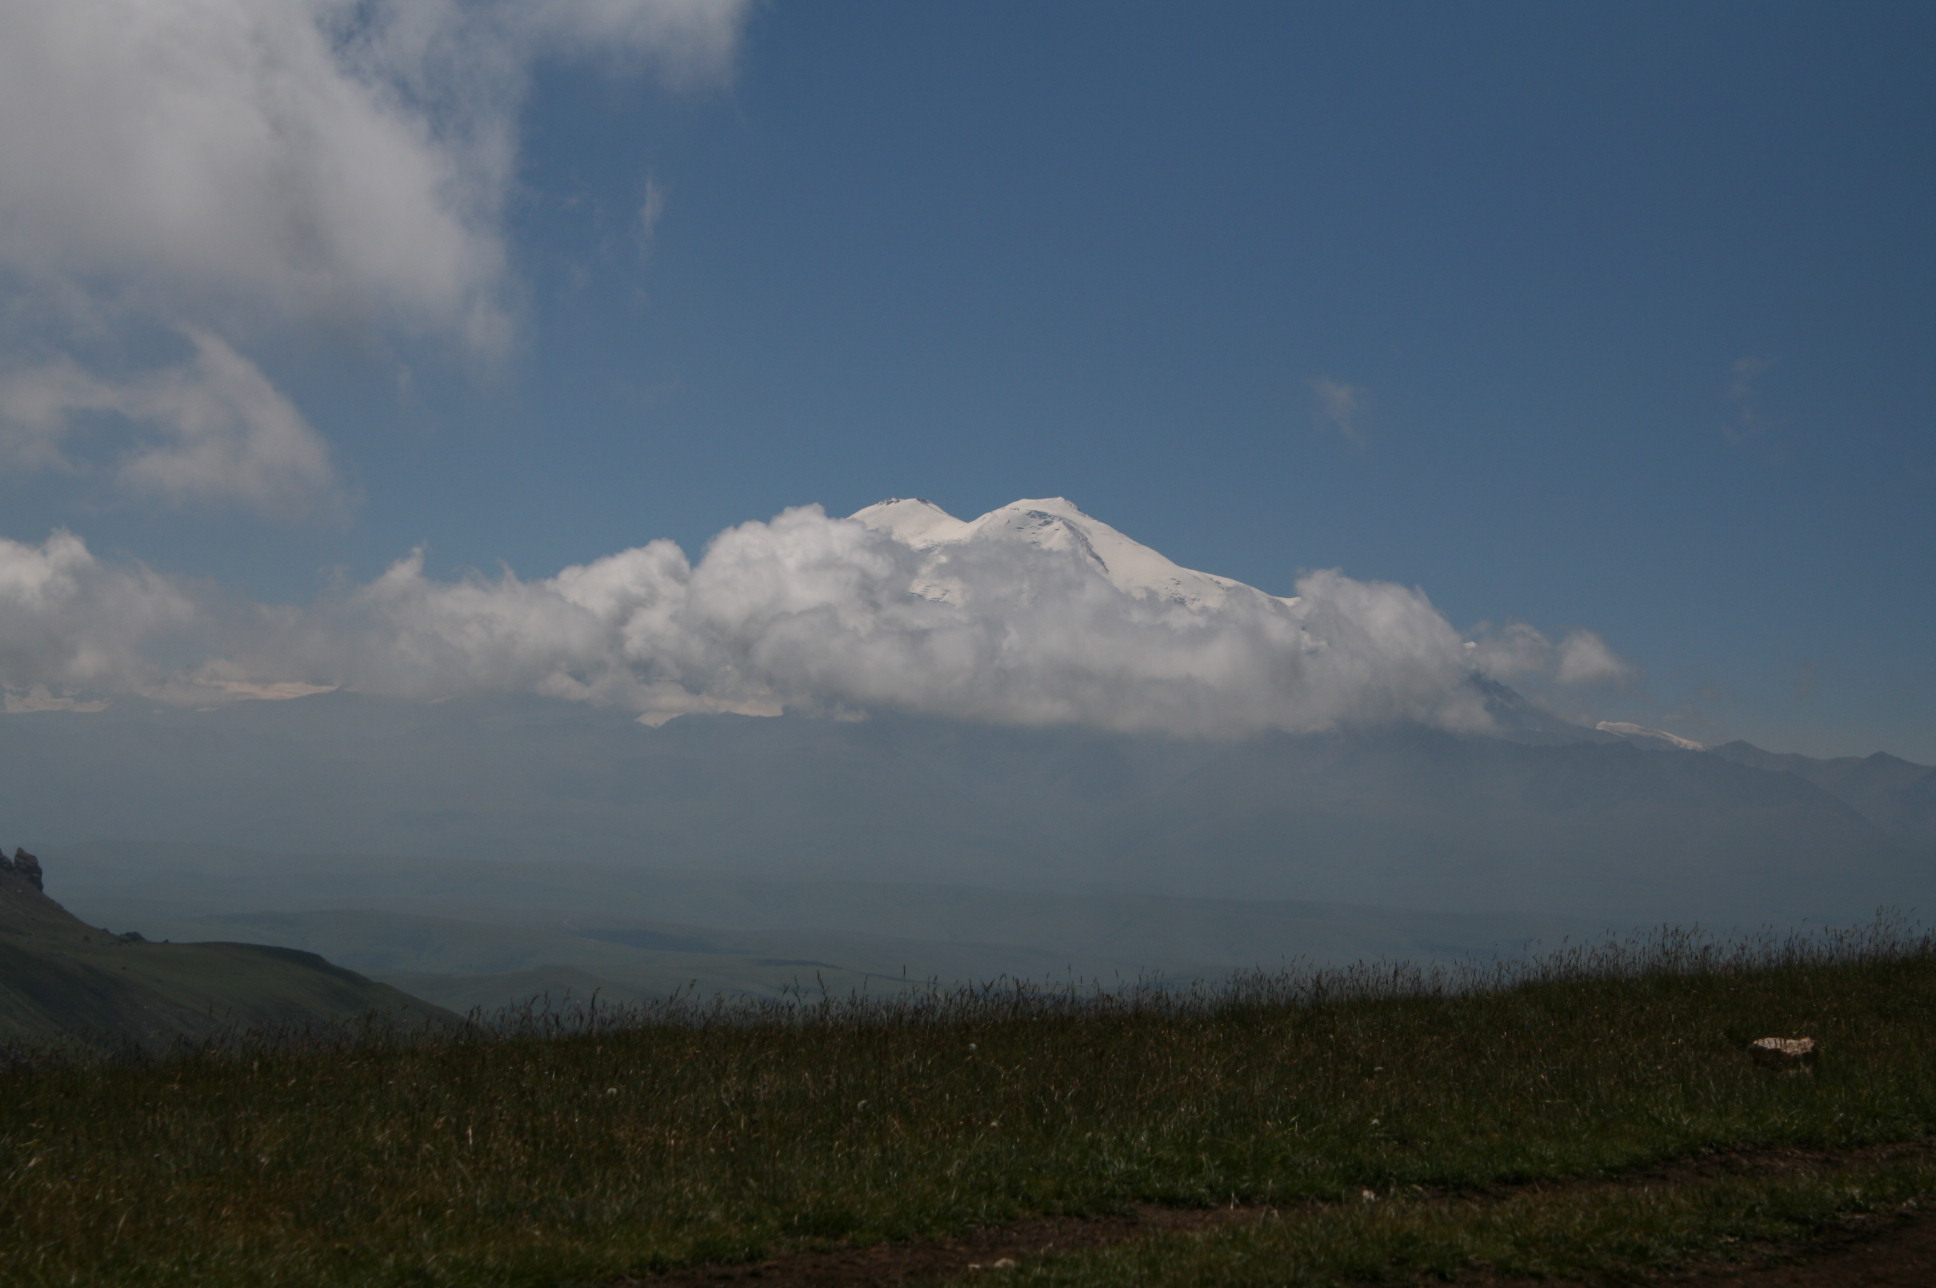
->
[[2, 847, 44, 891]]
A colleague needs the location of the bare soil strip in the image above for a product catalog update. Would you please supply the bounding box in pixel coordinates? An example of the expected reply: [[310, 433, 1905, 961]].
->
[[612, 1138, 1936, 1288], [1468, 1201, 1936, 1288], [1657, 1212, 1936, 1287], [610, 1204, 1244, 1288]]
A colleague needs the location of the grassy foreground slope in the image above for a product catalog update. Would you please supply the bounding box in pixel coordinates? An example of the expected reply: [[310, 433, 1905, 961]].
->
[[0, 859, 454, 1050], [3, 926, 1935, 1286]]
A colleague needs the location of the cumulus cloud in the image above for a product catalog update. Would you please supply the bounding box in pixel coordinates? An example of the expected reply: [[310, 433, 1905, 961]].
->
[[0, 529, 210, 699], [251, 505, 1493, 735], [0, 0, 748, 511], [0, 499, 1638, 740]]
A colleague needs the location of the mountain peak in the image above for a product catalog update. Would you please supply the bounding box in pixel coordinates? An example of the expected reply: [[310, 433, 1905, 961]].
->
[[848, 497, 969, 549], [998, 496, 1088, 520], [851, 496, 1255, 610]]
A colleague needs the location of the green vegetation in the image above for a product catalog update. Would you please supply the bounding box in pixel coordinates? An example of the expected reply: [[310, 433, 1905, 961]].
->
[[3, 925, 1934, 1286]]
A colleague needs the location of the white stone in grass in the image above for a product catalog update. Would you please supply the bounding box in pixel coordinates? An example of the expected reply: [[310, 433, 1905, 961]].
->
[[1749, 1036, 1817, 1070]]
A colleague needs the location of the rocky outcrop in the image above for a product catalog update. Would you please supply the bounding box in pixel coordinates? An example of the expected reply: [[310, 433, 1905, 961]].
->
[[0, 846, 44, 891], [1, 843, 461, 1050]]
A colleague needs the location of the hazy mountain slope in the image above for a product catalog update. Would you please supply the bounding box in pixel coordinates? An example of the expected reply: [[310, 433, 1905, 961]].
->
[[50, 846, 1607, 1011], [1707, 741, 1936, 847], [1104, 727, 1931, 921], [3, 694, 1929, 934], [0, 856, 455, 1050], [0, 696, 1206, 882]]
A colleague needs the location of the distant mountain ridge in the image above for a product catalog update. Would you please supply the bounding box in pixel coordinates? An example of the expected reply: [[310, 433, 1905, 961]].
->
[[1705, 740, 1936, 848]]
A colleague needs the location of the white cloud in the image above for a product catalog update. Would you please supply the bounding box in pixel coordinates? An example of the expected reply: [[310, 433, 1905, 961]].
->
[[0, 0, 744, 341], [538, 506, 1480, 734], [1467, 622, 1640, 691], [0, 529, 209, 696], [0, 0, 749, 511], [1463, 621, 1554, 681], [289, 505, 1493, 736], [0, 499, 1638, 739], [0, 0, 500, 344], [1555, 628, 1639, 688]]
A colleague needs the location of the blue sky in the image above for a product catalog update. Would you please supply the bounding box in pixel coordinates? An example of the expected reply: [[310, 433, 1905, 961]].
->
[[0, 1, 1931, 760]]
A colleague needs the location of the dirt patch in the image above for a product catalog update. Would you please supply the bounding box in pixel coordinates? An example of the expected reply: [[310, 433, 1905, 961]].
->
[[1473, 1205, 1936, 1288], [612, 1138, 1936, 1288], [1672, 1208, 1936, 1286]]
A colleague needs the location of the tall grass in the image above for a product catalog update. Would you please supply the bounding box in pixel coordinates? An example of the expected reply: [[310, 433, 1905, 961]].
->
[[3, 921, 1934, 1286]]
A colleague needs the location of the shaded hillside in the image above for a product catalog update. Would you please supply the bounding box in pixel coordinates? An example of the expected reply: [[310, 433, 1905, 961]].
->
[[0, 849, 455, 1051]]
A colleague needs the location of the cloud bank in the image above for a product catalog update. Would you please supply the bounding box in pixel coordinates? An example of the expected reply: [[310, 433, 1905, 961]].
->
[[0, 0, 748, 514], [0, 498, 1635, 739]]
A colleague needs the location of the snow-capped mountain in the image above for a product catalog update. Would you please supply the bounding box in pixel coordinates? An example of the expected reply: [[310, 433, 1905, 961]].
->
[[843, 496, 1688, 745], [850, 497, 1266, 611]]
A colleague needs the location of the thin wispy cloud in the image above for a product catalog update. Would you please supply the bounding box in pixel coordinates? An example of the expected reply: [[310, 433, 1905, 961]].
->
[[1722, 356, 1774, 445], [1, 331, 344, 521], [1310, 376, 1365, 444], [638, 174, 669, 262]]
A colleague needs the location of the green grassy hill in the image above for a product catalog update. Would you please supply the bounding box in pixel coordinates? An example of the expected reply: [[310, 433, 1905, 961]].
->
[[0, 852, 455, 1050]]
